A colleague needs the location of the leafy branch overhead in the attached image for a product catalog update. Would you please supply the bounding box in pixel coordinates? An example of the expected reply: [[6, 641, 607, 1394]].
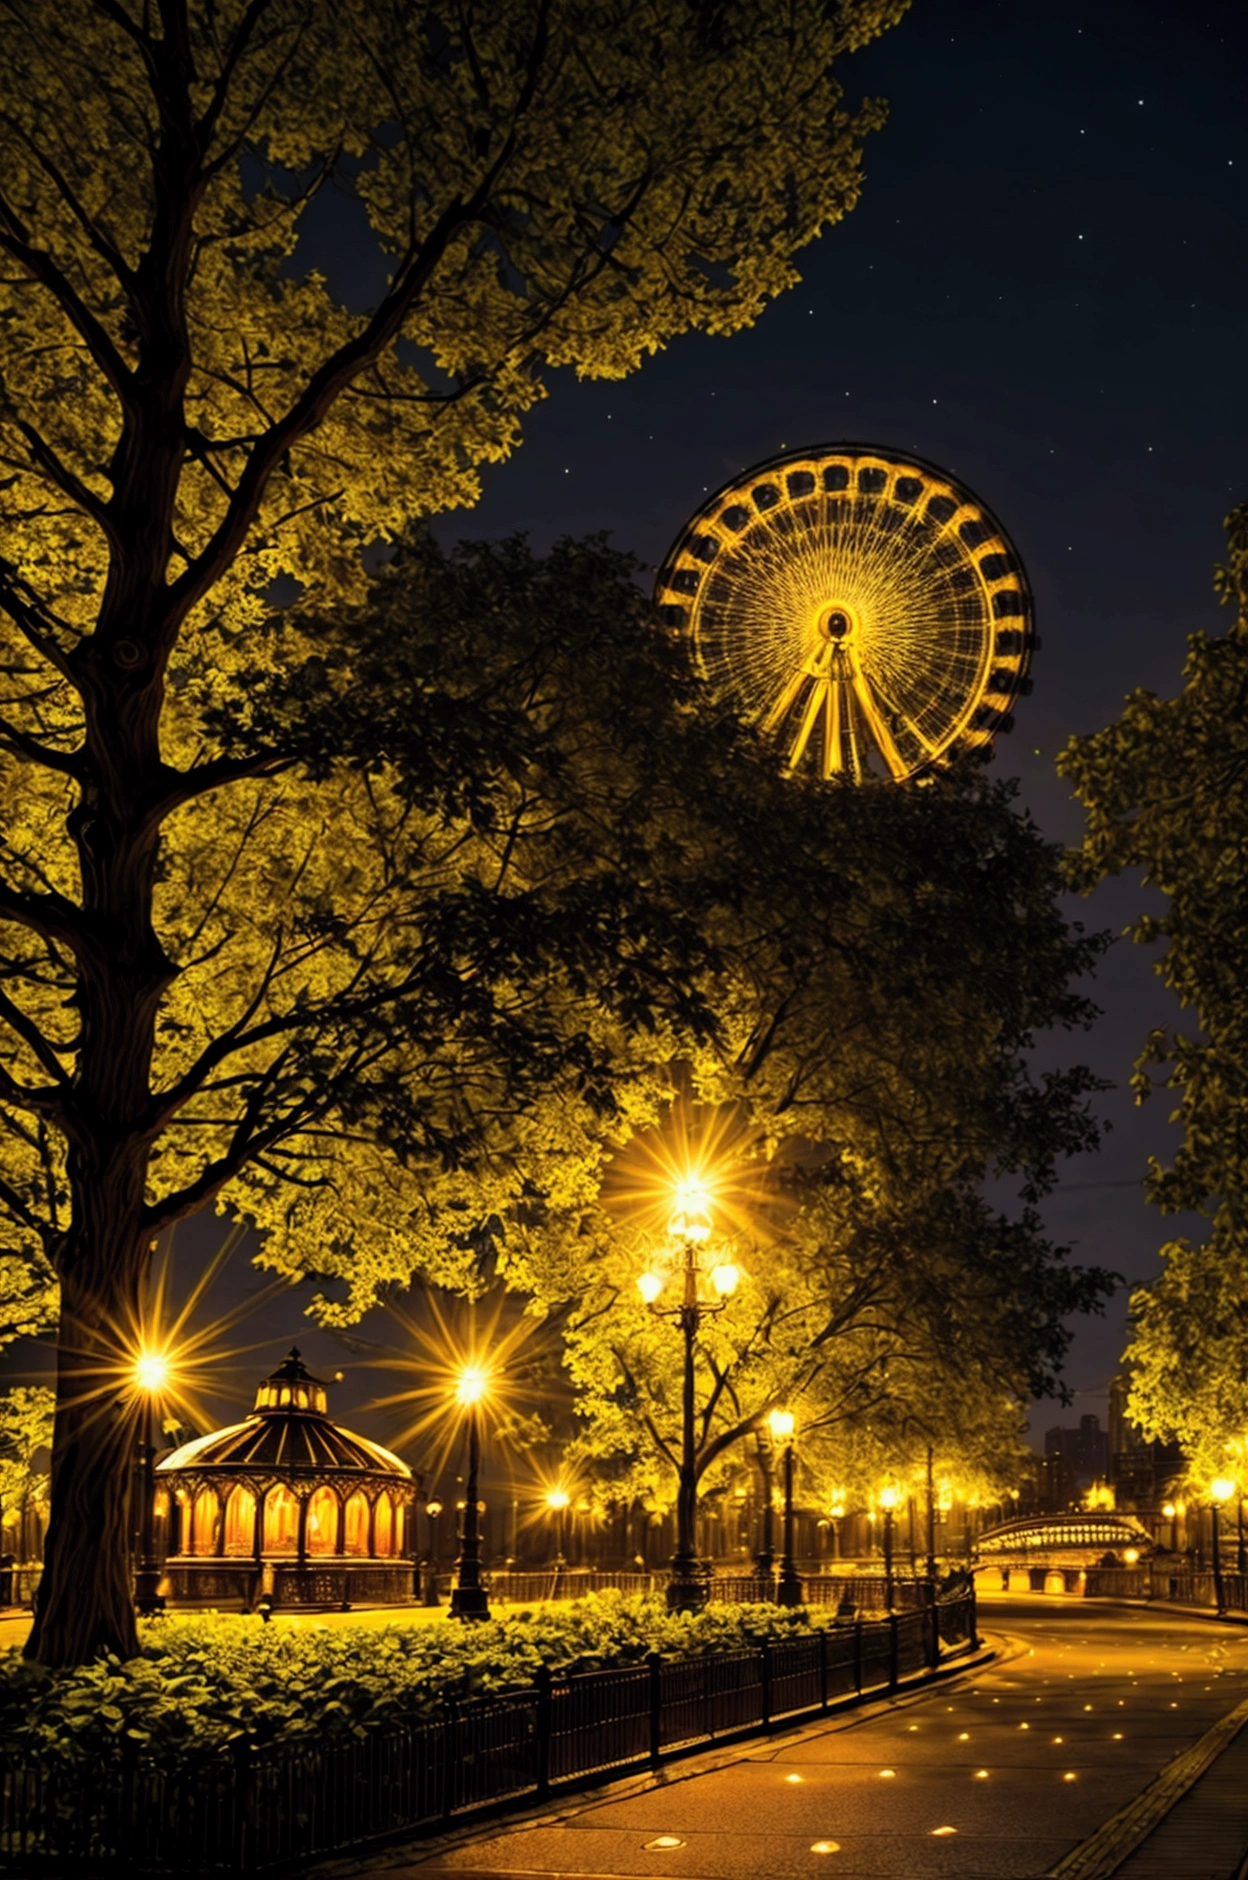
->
[[0, 0, 913, 1664], [1061, 501, 1248, 1474]]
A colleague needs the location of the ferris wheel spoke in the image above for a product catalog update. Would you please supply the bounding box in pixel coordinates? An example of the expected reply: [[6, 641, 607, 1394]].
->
[[763, 668, 807, 736], [821, 681, 843, 779], [787, 680, 827, 771], [849, 663, 908, 781]]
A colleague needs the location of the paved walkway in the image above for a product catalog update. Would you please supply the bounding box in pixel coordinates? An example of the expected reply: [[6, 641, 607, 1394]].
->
[[335, 1598, 1248, 1880]]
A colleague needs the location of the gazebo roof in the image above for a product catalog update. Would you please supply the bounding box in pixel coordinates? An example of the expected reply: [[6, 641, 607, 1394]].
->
[[156, 1346, 412, 1483]]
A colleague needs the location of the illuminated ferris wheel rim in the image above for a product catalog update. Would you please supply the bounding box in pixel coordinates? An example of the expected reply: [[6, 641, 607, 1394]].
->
[[654, 442, 1037, 784]]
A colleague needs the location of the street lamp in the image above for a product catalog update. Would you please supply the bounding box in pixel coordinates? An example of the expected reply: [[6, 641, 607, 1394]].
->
[[423, 1498, 443, 1605], [132, 1348, 169, 1616], [768, 1409, 802, 1608], [545, 1486, 570, 1590], [1161, 1500, 1179, 1555], [636, 1176, 740, 1614], [878, 1484, 901, 1611], [449, 1365, 491, 1621], [1210, 1477, 1235, 1617]]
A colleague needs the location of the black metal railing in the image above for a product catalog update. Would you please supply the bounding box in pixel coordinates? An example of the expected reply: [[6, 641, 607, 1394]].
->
[[1, 1591, 975, 1873], [1083, 1565, 1248, 1610]]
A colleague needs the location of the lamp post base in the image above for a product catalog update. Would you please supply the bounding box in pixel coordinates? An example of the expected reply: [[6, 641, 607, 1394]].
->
[[134, 1567, 165, 1617], [776, 1564, 804, 1608], [449, 1579, 491, 1621], [665, 1553, 710, 1614]]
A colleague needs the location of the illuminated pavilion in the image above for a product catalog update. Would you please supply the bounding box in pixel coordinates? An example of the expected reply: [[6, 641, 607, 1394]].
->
[[155, 1347, 418, 1611]]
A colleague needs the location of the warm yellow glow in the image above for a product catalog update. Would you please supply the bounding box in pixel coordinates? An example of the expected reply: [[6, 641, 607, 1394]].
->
[[1124, 1547, 1140, 1565], [425, 1499, 443, 1517], [829, 1500, 846, 1519], [1211, 1477, 1236, 1503], [710, 1262, 740, 1297], [637, 1271, 664, 1305], [769, 1408, 796, 1441], [455, 1365, 488, 1406], [810, 1842, 841, 1854], [878, 1484, 901, 1511], [133, 1349, 170, 1394], [545, 1488, 571, 1511], [657, 446, 1032, 784], [1161, 1502, 1177, 1520], [669, 1174, 713, 1244]]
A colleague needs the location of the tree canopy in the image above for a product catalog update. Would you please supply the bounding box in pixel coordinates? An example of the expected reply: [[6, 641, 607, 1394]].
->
[[0, 0, 910, 1664], [1060, 501, 1248, 1480]]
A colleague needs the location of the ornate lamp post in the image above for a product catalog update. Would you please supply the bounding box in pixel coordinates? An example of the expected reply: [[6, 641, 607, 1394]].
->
[[422, 1497, 443, 1605], [449, 1365, 491, 1621], [546, 1486, 570, 1591], [878, 1483, 901, 1611], [828, 1496, 845, 1562], [132, 1349, 169, 1616], [1210, 1477, 1235, 1617], [637, 1178, 740, 1614], [768, 1409, 803, 1607]]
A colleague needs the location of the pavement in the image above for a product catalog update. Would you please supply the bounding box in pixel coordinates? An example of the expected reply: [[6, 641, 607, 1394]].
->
[[323, 1596, 1248, 1880]]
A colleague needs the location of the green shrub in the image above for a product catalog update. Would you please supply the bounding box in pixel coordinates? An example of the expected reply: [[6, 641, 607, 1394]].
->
[[0, 1594, 837, 1775]]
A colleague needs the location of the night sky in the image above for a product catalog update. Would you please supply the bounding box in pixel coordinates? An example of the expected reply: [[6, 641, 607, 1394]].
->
[[433, 0, 1248, 1441], [12, 1, 1248, 1468]]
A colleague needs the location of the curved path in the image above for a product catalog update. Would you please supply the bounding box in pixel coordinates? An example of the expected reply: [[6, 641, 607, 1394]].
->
[[346, 1597, 1248, 1880]]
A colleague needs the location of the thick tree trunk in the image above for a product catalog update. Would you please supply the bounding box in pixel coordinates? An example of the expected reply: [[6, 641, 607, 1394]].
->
[[27, 1244, 148, 1664]]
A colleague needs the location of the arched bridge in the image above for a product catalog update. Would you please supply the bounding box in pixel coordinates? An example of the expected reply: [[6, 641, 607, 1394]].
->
[[975, 1512, 1155, 1595]]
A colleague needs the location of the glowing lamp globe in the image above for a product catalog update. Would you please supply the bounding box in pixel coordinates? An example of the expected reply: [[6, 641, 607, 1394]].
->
[[768, 1409, 796, 1442], [1161, 1502, 1177, 1520], [710, 1263, 740, 1298], [546, 1487, 571, 1511], [1211, 1477, 1236, 1504], [455, 1365, 488, 1406], [134, 1350, 170, 1394], [637, 1271, 664, 1305], [669, 1176, 713, 1245], [425, 1499, 443, 1518], [878, 1484, 901, 1511]]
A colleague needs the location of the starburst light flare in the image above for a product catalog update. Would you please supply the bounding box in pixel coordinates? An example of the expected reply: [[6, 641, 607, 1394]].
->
[[656, 444, 1035, 781], [46, 1220, 291, 1439]]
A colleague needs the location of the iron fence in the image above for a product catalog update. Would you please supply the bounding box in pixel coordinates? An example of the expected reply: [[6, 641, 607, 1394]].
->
[[1, 1590, 974, 1874], [1084, 1565, 1248, 1610]]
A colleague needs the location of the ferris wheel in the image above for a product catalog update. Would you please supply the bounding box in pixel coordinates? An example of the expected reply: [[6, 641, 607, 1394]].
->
[[655, 444, 1035, 782]]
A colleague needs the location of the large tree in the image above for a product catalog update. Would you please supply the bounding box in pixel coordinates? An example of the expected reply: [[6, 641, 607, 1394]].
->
[[499, 748, 1114, 1520], [0, 0, 909, 1664], [1060, 501, 1248, 1477]]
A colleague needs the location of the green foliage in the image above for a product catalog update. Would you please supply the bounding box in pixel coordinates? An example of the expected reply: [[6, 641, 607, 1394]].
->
[[0, 1594, 841, 1774], [497, 753, 1115, 1507], [1060, 501, 1248, 1469], [0, 1385, 53, 1525], [0, 0, 909, 1661]]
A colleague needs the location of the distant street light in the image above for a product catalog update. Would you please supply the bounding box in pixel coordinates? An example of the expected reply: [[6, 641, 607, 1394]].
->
[[636, 1174, 740, 1613], [132, 1349, 169, 1616], [768, 1409, 802, 1608], [1210, 1477, 1235, 1617], [878, 1484, 901, 1611], [423, 1498, 443, 1606], [545, 1485, 571, 1590], [449, 1365, 491, 1621]]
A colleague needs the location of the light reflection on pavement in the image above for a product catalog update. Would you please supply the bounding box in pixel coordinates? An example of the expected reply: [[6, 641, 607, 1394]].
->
[[371, 1598, 1248, 1880]]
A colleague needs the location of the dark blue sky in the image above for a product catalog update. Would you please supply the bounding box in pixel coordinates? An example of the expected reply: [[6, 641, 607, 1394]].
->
[[186, 0, 1248, 1449], [427, 0, 1247, 1437], [14, 1, 1245, 1469]]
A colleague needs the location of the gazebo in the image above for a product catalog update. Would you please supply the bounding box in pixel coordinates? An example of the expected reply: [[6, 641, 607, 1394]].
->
[[155, 1347, 418, 1611]]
